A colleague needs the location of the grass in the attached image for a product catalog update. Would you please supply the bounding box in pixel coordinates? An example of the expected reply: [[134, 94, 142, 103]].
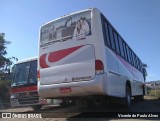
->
[[147, 88, 160, 99]]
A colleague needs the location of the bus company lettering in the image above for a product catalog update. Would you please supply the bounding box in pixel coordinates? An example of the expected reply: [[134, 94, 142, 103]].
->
[[72, 76, 92, 81]]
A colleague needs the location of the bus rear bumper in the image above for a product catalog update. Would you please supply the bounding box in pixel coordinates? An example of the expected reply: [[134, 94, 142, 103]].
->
[[10, 98, 48, 107], [38, 74, 107, 99]]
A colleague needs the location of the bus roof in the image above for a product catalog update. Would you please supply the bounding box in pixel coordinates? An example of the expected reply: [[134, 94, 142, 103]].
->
[[16, 57, 37, 64], [41, 8, 97, 27]]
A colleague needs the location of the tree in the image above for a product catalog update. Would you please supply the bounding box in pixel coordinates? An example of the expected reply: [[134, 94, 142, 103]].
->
[[0, 33, 18, 74]]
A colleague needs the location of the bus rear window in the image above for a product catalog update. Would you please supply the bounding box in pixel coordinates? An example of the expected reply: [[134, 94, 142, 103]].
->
[[40, 10, 91, 44]]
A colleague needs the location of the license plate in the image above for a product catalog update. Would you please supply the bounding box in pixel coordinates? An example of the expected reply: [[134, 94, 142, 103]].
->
[[60, 87, 71, 93]]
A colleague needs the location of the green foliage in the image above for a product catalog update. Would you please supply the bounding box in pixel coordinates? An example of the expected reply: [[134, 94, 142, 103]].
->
[[0, 80, 11, 107], [0, 80, 11, 88], [0, 33, 18, 73], [0, 33, 10, 72], [0, 33, 17, 107], [0, 80, 11, 98]]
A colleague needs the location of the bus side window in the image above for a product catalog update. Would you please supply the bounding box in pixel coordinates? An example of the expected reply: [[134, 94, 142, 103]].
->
[[104, 21, 111, 47], [126, 45, 131, 63], [137, 58, 141, 70], [135, 56, 138, 69], [114, 32, 120, 54], [108, 25, 116, 50], [123, 42, 128, 61], [118, 36, 125, 57], [133, 53, 136, 67], [130, 49, 134, 65]]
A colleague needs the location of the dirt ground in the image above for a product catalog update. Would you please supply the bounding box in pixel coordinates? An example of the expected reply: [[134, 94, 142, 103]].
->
[[0, 96, 160, 121]]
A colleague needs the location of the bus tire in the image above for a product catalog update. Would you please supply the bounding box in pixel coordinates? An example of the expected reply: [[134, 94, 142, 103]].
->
[[60, 99, 72, 107], [125, 85, 131, 109], [87, 99, 95, 108], [31, 105, 42, 110], [134, 95, 144, 101], [76, 98, 87, 109]]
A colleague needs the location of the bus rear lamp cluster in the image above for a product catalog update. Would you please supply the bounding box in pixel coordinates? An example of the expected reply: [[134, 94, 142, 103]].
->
[[95, 60, 104, 74]]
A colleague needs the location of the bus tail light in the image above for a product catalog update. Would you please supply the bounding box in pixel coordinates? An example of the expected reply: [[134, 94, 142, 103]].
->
[[37, 70, 40, 80], [95, 60, 104, 74]]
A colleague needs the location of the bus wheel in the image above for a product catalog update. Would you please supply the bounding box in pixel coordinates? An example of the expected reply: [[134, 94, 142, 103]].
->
[[87, 99, 95, 108], [60, 100, 70, 107], [134, 95, 144, 101], [76, 98, 87, 109], [125, 86, 131, 109], [31, 105, 42, 110]]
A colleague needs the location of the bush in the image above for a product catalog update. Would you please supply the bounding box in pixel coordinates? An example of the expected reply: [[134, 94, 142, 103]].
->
[[0, 80, 11, 88], [0, 80, 11, 107]]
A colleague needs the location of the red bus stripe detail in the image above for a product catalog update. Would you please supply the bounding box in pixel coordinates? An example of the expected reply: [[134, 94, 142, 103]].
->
[[11, 86, 37, 93], [40, 54, 49, 68], [48, 46, 83, 63]]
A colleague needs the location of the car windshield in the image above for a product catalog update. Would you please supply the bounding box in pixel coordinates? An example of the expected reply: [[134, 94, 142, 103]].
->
[[40, 10, 91, 44], [11, 60, 37, 87]]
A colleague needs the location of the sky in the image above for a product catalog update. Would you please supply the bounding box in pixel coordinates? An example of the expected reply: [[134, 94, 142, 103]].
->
[[0, 0, 160, 81]]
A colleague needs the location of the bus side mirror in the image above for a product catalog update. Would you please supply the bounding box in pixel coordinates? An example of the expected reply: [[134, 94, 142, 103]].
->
[[144, 69, 147, 77], [143, 63, 147, 68]]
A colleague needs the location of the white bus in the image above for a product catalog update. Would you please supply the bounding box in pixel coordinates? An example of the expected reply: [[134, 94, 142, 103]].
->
[[10, 57, 61, 110], [38, 8, 147, 108]]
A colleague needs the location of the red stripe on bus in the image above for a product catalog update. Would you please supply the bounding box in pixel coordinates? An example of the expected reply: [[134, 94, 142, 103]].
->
[[40, 54, 49, 68], [11, 86, 37, 93], [40, 45, 83, 68], [48, 46, 83, 62]]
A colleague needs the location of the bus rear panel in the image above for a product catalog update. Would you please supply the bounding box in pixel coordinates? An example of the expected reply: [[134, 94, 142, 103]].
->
[[38, 8, 145, 102]]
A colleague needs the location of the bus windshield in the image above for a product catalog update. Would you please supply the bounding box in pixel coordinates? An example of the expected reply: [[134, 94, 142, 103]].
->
[[40, 10, 91, 44], [12, 60, 37, 87]]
